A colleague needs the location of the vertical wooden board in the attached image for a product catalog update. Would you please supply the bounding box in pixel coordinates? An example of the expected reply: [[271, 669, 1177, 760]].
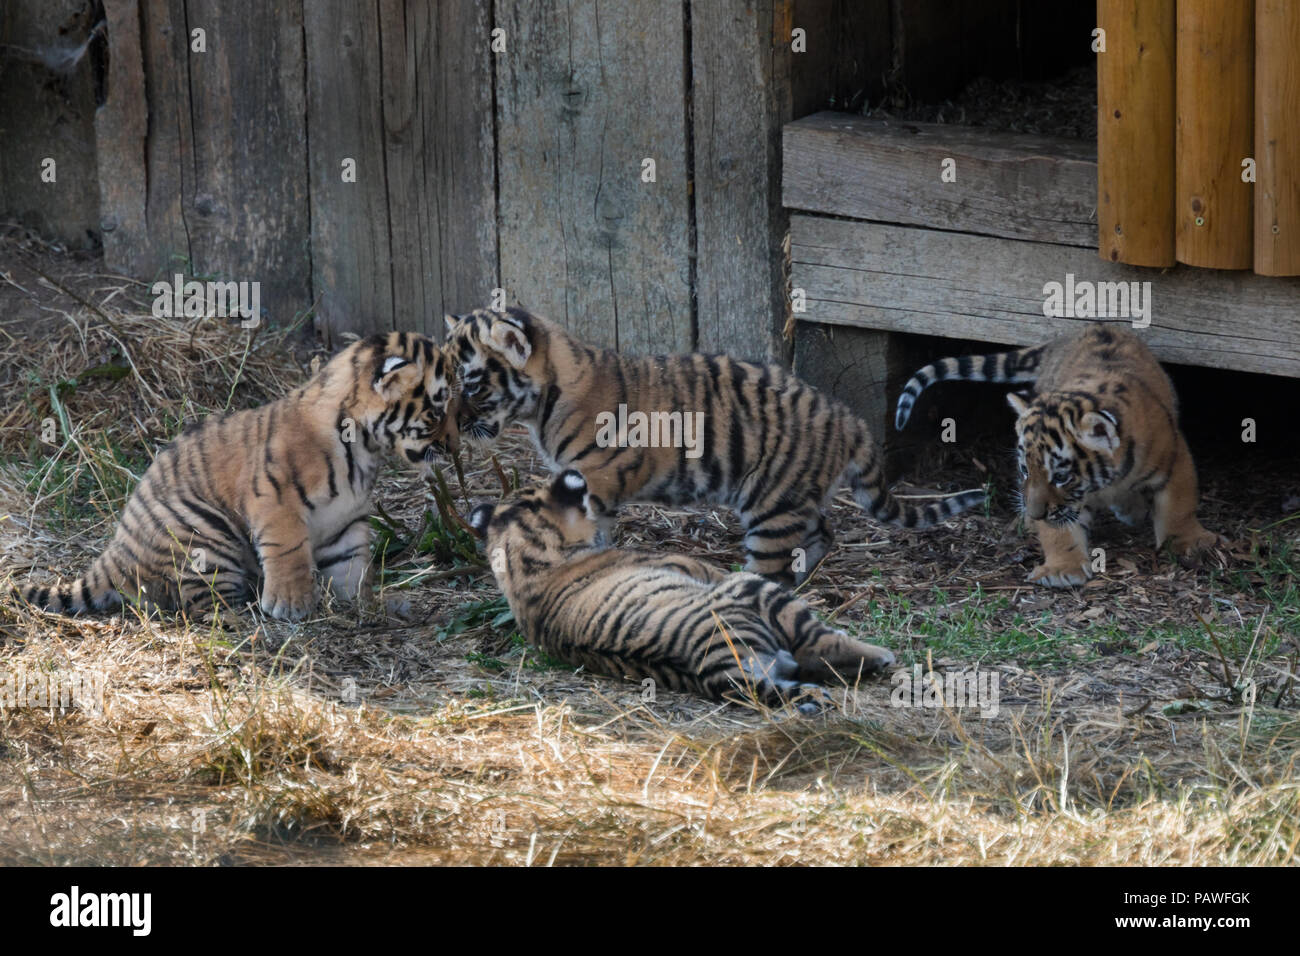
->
[[1254, 0, 1300, 276], [377, 0, 498, 339], [178, 1, 310, 320], [1176, 0, 1254, 270], [305, 0, 393, 343], [96, 0, 150, 270], [691, 0, 792, 360], [494, 0, 693, 356], [110, 0, 194, 278], [1097, 0, 1176, 267]]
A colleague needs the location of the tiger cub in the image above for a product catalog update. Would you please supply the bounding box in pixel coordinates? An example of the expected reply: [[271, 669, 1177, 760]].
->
[[468, 469, 895, 710], [445, 306, 982, 585], [895, 324, 1220, 587], [17, 332, 458, 619]]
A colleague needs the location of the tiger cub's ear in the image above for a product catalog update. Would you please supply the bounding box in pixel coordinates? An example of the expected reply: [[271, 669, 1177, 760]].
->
[[485, 317, 532, 370], [468, 503, 495, 539], [551, 470, 588, 509], [373, 355, 421, 401], [1006, 391, 1032, 417], [443, 313, 463, 335], [1073, 409, 1120, 454]]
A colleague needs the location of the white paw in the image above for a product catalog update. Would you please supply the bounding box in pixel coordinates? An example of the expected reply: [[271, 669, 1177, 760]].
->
[[1028, 562, 1091, 588]]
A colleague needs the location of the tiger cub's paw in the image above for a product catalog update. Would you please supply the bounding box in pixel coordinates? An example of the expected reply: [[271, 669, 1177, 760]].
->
[[1166, 526, 1228, 570], [260, 579, 318, 621], [1166, 526, 1223, 557], [1028, 560, 1091, 589]]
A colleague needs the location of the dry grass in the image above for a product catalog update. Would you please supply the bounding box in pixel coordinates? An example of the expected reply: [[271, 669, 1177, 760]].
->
[[0, 238, 1297, 866]]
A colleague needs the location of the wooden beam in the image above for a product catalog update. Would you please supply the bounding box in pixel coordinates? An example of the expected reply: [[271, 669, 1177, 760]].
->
[[304, 2, 393, 341], [1176, 0, 1254, 270], [375, 0, 498, 339], [95, 0, 150, 271], [1097, 0, 1176, 267], [783, 113, 1098, 247], [790, 214, 1300, 379], [690, 0, 793, 361], [1254, 0, 1300, 276], [493, 0, 693, 356], [98, 1, 312, 320]]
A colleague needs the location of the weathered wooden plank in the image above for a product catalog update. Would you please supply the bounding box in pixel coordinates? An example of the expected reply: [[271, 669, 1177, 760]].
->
[[1176, 0, 1254, 270], [96, 1, 310, 319], [783, 113, 1098, 247], [1097, 0, 1176, 267], [790, 214, 1300, 378], [377, 0, 497, 338], [182, 1, 310, 318], [106, 0, 194, 276], [304, 1, 393, 342], [1254, 0, 1300, 277], [691, 0, 793, 360], [95, 0, 150, 267], [494, 0, 692, 355]]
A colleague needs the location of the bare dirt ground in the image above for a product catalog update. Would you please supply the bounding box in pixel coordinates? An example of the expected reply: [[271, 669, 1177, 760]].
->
[[0, 235, 1296, 865]]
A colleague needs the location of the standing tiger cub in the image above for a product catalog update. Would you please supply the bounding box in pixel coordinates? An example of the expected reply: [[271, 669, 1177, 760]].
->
[[469, 469, 895, 711], [895, 324, 1220, 587], [17, 332, 458, 619], [445, 307, 982, 585]]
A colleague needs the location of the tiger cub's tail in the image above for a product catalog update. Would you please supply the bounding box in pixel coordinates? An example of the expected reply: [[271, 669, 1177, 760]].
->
[[894, 345, 1046, 431], [16, 546, 126, 615], [847, 434, 984, 529]]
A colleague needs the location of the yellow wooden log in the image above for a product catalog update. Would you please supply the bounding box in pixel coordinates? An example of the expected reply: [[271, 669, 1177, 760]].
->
[[1097, 0, 1176, 267], [1176, 0, 1255, 270], [1254, 0, 1300, 276]]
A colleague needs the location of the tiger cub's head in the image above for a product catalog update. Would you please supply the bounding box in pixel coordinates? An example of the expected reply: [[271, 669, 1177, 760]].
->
[[335, 331, 459, 472], [467, 470, 599, 567], [1007, 391, 1123, 527], [443, 307, 546, 444]]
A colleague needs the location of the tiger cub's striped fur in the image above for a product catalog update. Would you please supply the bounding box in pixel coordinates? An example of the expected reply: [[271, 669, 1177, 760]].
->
[[445, 307, 982, 584], [896, 324, 1220, 587], [469, 469, 895, 710], [18, 332, 457, 619]]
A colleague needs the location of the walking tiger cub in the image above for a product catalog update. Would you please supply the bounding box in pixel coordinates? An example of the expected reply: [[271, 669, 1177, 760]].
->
[[895, 324, 1221, 587], [17, 332, 458, 619], [468, 469, 896, 710], [445, 306, 983, 585]]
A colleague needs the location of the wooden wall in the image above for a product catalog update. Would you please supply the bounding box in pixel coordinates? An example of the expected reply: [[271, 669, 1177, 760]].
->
[[5, 0, 1099, 357], [29, 0, 809, 358]]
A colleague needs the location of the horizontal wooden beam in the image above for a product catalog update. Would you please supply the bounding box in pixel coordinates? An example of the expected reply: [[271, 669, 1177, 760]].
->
[[790, 214, 1300, 379], [783, 112, 1099, 247]]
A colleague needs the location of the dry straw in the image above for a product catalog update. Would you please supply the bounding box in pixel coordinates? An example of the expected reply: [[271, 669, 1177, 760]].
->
[[0, 236, 1296, 864]]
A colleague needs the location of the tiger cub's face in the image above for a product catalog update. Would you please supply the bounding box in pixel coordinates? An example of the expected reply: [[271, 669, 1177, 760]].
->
[[468, 470, 599, 562], [1007, 392, 1122, 527], [443, 307, 541, 444], [347, 332, 460, 472]]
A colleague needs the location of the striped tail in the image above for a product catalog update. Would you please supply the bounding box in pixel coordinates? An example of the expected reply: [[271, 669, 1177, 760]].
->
[[894, 345, 1045, 430], [848, 438, 985, 529], [16, 549, 124, 615]]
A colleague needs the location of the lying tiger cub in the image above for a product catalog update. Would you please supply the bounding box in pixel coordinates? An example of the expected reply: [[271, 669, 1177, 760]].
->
[[468, 470, 896, 711], [445, 306, 983, 585], [896, 324, 1221, 587], [18, 331, 458, 619]]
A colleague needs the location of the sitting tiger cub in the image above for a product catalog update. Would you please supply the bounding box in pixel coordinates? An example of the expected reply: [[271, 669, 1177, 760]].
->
[[18, 332, 458, 619], [895, 324, 1220, 587], [468, 469, 895, 710], [445, 306, 982, 585]]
